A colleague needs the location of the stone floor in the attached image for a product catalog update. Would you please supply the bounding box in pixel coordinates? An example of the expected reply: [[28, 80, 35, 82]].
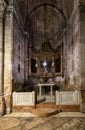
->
[[0, 112, 85, 130]]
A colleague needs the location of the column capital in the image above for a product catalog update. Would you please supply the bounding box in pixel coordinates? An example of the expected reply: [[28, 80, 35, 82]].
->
[[0, 2, 6, 17], [79, 0, 85, 5], [5, 5, 14, 15], [0, 0, 6, 6]]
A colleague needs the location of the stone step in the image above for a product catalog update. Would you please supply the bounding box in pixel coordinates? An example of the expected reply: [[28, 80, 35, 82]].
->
[[37, 96, 55, 103], [36, 102, 57, 109], [13, 103, 59, 117], [29, 108, 59, 117], [29, 102, 59, 117]]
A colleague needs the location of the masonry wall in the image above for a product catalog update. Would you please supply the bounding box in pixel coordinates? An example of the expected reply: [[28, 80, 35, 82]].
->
[[63, 0, 85, 112], [0, 0, 6, 115], [13, 0, 28, 92], [0, 0, 29, 115], [79, 3, 85, 90], [63, 1, 81, 91], [79, 1, 85, 112]]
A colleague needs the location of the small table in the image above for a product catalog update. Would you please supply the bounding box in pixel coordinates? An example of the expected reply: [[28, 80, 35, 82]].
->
[[37, 83, 55, 96]]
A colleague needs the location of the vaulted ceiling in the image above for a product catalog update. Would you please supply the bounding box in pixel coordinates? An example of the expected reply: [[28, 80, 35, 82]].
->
[[17, 0, 74, 49]]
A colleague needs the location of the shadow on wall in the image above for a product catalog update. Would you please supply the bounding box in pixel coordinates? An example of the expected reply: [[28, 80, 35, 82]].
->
[[22, 76, 39, 92], [13, 82, 23, 92], [13, 76, 39, 92], [22, 80, 35, 92], [13, 77, 65, 92], [53, 85, 60, 91]]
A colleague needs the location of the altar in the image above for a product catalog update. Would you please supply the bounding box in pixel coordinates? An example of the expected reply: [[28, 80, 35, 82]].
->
[[37, 83, 55, 96]]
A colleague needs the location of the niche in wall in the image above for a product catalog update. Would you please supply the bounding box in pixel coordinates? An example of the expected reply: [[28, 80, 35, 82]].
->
[[31, 58, 37, 73], [29, 45, 63, 77], [55, 57, 61, 73], [40, 60, 52, 73]]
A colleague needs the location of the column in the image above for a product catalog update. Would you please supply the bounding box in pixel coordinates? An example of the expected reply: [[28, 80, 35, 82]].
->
[[79, 1, 85, 112], [4, 5, 13, 114], [80, 90, 85, 112], [39, 85, 42, 96], [50, 85, 53, 96], [0, 4, 4, 95], [0, 1, 5, 116], [28, 47, 31, 75], [51, 56, 55, 74]]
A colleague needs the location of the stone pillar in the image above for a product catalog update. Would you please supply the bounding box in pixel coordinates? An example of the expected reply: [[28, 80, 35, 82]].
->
[[0, 3, 4, 95], [4, 5, 13, 114], [79, 1, 85, 112], [80, 90, 85, 112], [50, 85, 53, 96], [0, 1, 5, 116], [51, 56, 55, 74], [28, 47, 31, 75], [39, 85, 42, 96]]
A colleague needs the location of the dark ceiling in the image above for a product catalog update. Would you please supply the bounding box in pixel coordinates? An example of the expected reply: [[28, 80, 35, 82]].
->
[[17, 0, 74, 49]]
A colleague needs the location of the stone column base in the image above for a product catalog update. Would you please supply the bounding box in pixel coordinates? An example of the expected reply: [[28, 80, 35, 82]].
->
[[0, 96, 5, 116], [80, 103, 85, 113], [80, 90, 85, 113], [4, 94, 12, 114]]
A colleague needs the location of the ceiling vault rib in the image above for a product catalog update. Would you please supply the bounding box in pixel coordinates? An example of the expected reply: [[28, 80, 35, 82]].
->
[[30, 3, 66, 24]]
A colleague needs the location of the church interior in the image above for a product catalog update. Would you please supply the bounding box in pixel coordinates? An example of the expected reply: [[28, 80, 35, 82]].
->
[[0, 0, 85, 119]]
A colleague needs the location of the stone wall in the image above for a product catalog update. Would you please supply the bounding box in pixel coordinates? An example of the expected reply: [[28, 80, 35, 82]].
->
[[0, 0, 29, 115], [0, 0, 6, 116], [79, 1, 85, 112], [63, 1, 81, 91], [13, 0, 28, 92], [79, 3, 85, 90], [63, 0, 85, 112], [0, 0, 85, 115]]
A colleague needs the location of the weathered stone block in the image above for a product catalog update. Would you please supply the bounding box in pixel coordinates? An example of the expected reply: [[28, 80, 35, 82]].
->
[[4, 94, 12, 114], [0, 97, 5, 116]]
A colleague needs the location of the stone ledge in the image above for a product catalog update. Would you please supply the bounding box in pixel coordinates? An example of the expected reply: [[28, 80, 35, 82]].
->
[[60, 105, 80, 112], [12, 106, 36, 112], [12, 104, 80, 114], [29, 108, 59, 117]]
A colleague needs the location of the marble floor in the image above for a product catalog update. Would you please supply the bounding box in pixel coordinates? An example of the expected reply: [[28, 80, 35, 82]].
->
[[0, 112, 85, 130]]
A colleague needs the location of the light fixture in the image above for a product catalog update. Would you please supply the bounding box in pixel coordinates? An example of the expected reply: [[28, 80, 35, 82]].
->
[[43, 60, 47, 67]]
